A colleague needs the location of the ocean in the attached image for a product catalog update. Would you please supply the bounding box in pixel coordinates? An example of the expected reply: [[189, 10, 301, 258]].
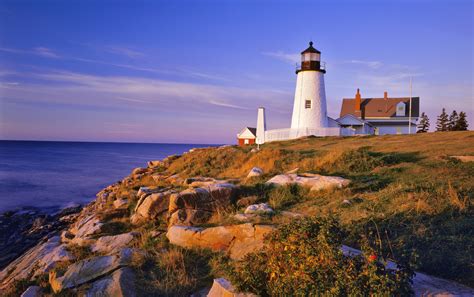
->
[[0, 141, 212, 212]]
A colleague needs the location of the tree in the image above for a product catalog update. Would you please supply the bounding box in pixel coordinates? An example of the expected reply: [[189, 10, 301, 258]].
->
[[417, 112, 430, 133], [448, 110, 459, 131], [436, 108, 449, 131], [455, 111, 469, 131]]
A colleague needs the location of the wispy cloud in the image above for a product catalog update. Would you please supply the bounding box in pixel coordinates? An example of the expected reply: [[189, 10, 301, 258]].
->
[[33, 47, 60, 58], [262, 51, 300, 65], [77, 43, 146, 59], [0, 69, 287, 114], [0, 46, 230, 82], [103, 46, 145, 58], [208, 99, 250, 110], [346, 59, 383, 69], [0, 46, 60, 58]]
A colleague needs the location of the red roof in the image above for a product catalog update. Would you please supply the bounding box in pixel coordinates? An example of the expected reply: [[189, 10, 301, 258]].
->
[[340, 97, 420, 119]]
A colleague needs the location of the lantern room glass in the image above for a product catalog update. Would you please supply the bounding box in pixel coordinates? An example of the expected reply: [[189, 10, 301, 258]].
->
[[301, 52, 320, 62]]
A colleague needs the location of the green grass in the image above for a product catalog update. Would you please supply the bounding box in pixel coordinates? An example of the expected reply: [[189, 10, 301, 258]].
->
[[162, 131, 474, 287]]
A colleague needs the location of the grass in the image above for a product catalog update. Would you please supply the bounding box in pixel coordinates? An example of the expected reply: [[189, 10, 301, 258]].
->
[[161, 131, 474, 287], [133, 231, 214, 296]]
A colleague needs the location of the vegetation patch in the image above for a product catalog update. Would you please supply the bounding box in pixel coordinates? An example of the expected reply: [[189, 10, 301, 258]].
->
[[217, 217, 415, 296]]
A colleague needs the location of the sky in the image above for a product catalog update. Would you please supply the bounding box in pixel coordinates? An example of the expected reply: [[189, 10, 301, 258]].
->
[[0, 0, 472, 144]]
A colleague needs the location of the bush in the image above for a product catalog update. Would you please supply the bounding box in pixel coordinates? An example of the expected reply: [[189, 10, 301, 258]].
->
[[268, 184, 305, 210], [224, 217, 415, 296]]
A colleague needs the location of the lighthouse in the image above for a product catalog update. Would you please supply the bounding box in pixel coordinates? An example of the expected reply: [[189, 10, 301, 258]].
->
[[290, 41, 328, 130]]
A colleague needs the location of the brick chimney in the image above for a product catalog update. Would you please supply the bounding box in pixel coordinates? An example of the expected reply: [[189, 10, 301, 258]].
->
[[384, 91, 388, 112], [354, 88, 361, 118]]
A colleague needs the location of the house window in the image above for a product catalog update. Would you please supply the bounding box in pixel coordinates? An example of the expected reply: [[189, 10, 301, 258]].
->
[[305, 100, 311, 109], [396, 102, 406, 116], [244, 139, 249, 144]]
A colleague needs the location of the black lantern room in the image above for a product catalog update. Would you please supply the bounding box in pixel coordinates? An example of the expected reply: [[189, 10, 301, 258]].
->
[[296, 41, 325, 74]]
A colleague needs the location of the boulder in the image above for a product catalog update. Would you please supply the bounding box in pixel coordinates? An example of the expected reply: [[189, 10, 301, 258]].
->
[[90, 232, 137, 254], [167, 223, 274, 260], [147, 160, 163, 168], [20, 286, 42, 297], [85, 267, 136, 297], [233, 213, 255, 222], [0, 236, 74, 288], [113, 198, 128, 209], [60, 230, 75, 243], [247, 167, 263, 178], [151, 174, 165, 183], [49, 248, 135, 293], [244, 203, 273, 215], [450, 155, 474, 163], [236, 196, 259, 208], [131, 190, 173, 224], [168, 183, 237, 226], [184, 177, 230, 188], [166, 174, 184, 185], [69, 214, 103, 245], [266, 173, 350, 191], [286, 168, 299, 174], [207, 278, 256, 297], [280, 211, 304, 218], [131, 167, 147, 175], [136, 187, 163, 199]]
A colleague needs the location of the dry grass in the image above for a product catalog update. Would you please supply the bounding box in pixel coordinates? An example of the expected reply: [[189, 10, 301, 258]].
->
[[448, 182, 469, 211]]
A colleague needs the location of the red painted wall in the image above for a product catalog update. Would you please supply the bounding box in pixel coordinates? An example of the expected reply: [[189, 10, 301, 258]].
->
[[237, 138, 256, 146]]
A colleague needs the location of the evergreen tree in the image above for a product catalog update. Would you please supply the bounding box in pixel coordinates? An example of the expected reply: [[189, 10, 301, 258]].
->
[[448, 110, 459, 131], [455, 111, 469, 131], [436, 108, 449, 131], [417, 112, 430, 133]]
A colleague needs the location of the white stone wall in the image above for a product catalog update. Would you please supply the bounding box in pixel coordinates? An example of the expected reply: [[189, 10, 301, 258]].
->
[[376, 125, 412, 135], [290, 71, 328, 129]]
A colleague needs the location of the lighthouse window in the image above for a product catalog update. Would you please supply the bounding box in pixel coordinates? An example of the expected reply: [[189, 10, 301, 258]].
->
[[305, 100, 312, 109]]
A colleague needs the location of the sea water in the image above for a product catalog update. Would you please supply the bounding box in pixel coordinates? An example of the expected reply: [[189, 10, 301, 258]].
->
[[0, 141, 212, 212]]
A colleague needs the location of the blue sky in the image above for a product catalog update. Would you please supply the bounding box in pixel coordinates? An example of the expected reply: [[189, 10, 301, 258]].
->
[[0, 0, 472, 144]]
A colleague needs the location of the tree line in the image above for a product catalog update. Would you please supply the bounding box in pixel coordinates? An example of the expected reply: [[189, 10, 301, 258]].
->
[[417, 108, 469, 133]]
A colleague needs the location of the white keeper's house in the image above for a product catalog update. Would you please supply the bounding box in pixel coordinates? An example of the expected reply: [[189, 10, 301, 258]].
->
[[237, 42, 420, 145]]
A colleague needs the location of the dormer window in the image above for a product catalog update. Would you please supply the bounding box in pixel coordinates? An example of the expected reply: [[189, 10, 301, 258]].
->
[[305, 100, 312, 109], [396, 102, 406, 116]]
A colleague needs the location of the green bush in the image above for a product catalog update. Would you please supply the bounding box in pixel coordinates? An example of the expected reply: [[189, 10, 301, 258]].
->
[[268, 184, 305, 210], [223, 217, 415, 296]]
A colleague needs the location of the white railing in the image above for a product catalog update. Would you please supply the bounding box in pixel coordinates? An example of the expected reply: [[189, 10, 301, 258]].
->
[[264, 127, 354, 143]]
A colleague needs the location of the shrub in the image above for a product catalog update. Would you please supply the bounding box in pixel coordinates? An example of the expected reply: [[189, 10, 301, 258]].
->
[[224, 217, 415, 296], [268, 184, 304, 210]]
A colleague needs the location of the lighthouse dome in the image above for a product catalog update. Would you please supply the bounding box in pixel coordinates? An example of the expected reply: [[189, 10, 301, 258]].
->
[[301, 41, 321, 62]]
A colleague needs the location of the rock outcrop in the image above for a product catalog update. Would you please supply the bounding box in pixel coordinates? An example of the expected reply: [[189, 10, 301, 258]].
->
[[20, 285, 42, 297], [266, 173, 350, 191], [168, 183, 237, 226], [207, 278, 256, 297], [131, 190, 174, 224], [244, 203, 273, 215], [247, 167, 263, 178], [68, 214, 103, 245], [167, 223, 274, 260], [0, 236, 74, 288], [450, 155, 474, 163], [90, 232, 137, 254], [49, 248, 135, 293], [85, 267, 136, 297]]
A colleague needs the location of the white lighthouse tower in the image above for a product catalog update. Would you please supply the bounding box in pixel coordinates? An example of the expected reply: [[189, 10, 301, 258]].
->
[[290, 41, 328, 130]]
